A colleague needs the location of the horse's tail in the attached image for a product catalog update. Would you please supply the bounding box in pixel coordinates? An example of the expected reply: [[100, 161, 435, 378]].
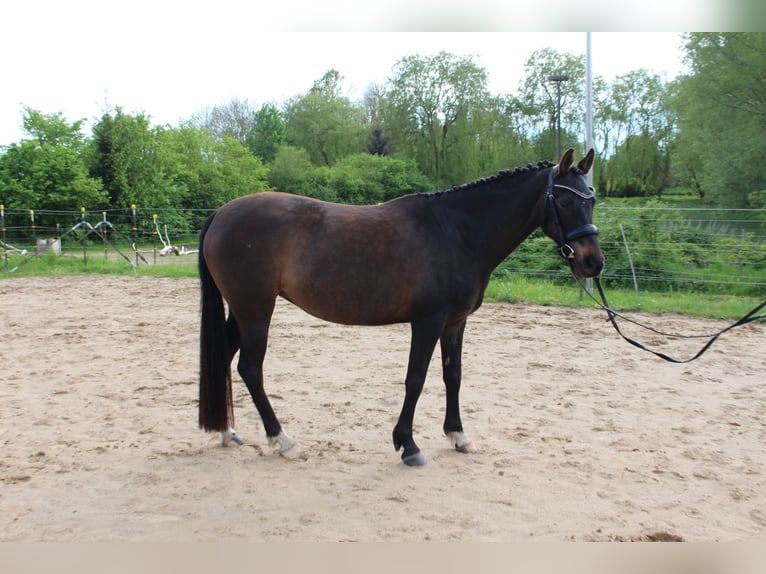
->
[[198, 213, 234, 432]]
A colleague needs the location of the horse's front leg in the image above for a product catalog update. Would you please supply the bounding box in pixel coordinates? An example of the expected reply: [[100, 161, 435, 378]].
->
[[392, 315, 444, 466], [441, 319, 477, 454]]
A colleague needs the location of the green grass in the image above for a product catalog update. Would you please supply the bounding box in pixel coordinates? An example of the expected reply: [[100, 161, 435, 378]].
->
[[485, 274, 764, 320], [1, 249, 199, 278]]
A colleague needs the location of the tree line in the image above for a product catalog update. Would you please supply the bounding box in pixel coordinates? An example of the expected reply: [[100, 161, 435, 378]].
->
[[1, 33, 764, 233]]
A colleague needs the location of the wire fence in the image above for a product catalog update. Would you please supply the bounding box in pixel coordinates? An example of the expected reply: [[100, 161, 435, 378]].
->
[[495, 205, 765, 296], [0, 206, 212, 271], [2, 204, 765, 296]]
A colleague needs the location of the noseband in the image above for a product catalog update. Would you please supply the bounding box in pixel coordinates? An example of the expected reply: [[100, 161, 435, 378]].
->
[[545, 166, 599, 260]]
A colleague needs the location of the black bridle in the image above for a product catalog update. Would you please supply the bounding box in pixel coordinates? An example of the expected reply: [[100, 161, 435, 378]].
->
[[545, 165, 599, 261]]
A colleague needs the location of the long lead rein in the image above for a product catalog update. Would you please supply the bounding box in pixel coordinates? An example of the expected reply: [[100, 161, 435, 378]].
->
[[583, 275, 766, 363]]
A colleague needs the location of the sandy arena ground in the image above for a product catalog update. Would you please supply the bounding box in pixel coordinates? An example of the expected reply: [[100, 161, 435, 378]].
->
[[1, 275, 764, 542]]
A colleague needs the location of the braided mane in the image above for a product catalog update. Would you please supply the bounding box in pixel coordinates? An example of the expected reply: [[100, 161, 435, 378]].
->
[[424, 160, 556, 197]]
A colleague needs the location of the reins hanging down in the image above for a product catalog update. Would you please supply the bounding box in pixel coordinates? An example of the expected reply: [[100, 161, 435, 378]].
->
[[587, 277, 766, 364]]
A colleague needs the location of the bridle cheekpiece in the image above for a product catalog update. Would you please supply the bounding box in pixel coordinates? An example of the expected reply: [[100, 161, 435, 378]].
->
[[545, 165, 598, 261]]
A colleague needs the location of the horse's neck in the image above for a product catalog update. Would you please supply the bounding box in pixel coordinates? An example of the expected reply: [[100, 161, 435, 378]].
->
[[436, 172, 547, 271]]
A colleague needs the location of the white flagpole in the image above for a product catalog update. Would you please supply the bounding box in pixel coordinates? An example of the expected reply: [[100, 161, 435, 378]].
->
[[586, 32, 594, 189], [585, 32, 595, 295]]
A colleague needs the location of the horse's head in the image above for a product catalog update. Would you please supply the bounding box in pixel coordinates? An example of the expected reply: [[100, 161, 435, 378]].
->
[[541, 148, 604, 278]]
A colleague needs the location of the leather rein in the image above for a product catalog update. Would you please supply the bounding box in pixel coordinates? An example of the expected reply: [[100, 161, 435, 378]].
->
[[588, 276, 766, 363], [545, 165, 765, 363]]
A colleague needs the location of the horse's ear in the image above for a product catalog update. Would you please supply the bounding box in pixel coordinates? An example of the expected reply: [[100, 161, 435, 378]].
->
[[578, 148, 595, 175], [557, 148, 575, 175]]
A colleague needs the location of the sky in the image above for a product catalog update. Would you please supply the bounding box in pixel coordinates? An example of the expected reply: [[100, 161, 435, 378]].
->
[[0, 1, 748, 147]]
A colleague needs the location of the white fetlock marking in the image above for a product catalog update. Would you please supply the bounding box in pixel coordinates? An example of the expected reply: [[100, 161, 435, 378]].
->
[[447, 431, 477, 453], [221, 428, 243, 447], [269, 431, 304, 460]]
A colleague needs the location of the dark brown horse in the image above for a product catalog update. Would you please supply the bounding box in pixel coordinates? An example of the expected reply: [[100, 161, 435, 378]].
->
[[198, 148, 604, 466]]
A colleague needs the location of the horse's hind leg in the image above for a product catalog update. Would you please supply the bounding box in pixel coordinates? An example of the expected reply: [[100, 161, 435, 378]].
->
[[237, 318, 303, 459], [220, 315, 243, 446]]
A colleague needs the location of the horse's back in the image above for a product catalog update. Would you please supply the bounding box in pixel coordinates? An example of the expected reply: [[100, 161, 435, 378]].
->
[[203, 192, 439, 325]]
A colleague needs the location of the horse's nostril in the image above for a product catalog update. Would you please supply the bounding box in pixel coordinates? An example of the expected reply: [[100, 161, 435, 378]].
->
[[594, 257, 604, 275], [582, 253, 604, 277]]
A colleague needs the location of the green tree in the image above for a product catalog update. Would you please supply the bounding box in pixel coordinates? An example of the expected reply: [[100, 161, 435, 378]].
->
[[246, 103, 285, 163], [195, 97, 258, 145], [268, 145, 313, 193], [328, 153, 432, 204], [0, 108, 105, 211], [214, 135, 270, 200], [296, 153, 433, 204], [468, 95, 529, 177], [608, 70, 672, 147], [384, 51, 490, 187], [516, 48, 586, 161], [166, 123, 270, 213], [283, 70, 366, 166], [603, 133, 667, 197], [672, 33, 766, 207], [361, 83, 394, 157], [88, 108, 185, 209], [153, 122, 269, 231], [601, 70, 672, 197]]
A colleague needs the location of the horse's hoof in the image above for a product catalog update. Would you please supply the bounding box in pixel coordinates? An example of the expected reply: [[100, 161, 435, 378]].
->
[[269, 431, 304, 459], [221, 429, 243, 447], [402, 452, 427, 467], [447, 432, 477, 454], [279, 444, 305, 461]]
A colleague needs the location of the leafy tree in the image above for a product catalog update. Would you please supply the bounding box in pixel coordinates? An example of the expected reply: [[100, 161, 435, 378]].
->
[[246, 103, 285, 163], [384, 51, 490, 187], [214, 135, 270, 200], [268, 149, 432, 204], [468, 95, 529, 177], [0, 108, 105, 211], [361, 83, 393, 156], [361, 82, 386, 127], [328, 153, 432, 203], [515, 50, 674, 196], [516, 48, 586, 161], [195, 97, 258, 145], [268, 145, 313, 193], [283, 70, 366, 166], [366, 126, 392, 156], [600, 70, 672, 197], [672, 33, 766, 207], [89, 108, 270, 225], [748, 189, 766, 208], [88, 108, 185, 209], [608, 70, 672, 147], [166, 123, 270, 213], [603, 134, 667, 197]]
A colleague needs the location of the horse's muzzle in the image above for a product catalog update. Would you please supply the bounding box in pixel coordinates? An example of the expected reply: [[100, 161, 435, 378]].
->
[[568, 236, 604, 278]]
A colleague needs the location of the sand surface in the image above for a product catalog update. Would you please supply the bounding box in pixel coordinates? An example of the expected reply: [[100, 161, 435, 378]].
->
[[1, 275, 764, 541]]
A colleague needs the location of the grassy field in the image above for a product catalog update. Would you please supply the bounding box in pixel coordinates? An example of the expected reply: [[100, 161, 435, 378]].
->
[[2, 249, 763, 321], [484, 274, 764, 320]]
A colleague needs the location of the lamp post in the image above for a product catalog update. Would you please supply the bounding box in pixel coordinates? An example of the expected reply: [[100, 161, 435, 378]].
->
[[548, 74, 569, 159]]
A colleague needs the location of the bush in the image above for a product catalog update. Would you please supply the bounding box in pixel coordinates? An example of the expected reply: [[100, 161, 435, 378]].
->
[[271, 152, 433, 205]]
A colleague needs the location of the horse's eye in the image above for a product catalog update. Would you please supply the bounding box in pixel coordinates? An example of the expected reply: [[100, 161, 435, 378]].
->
[[556, 195, 572, 208]]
